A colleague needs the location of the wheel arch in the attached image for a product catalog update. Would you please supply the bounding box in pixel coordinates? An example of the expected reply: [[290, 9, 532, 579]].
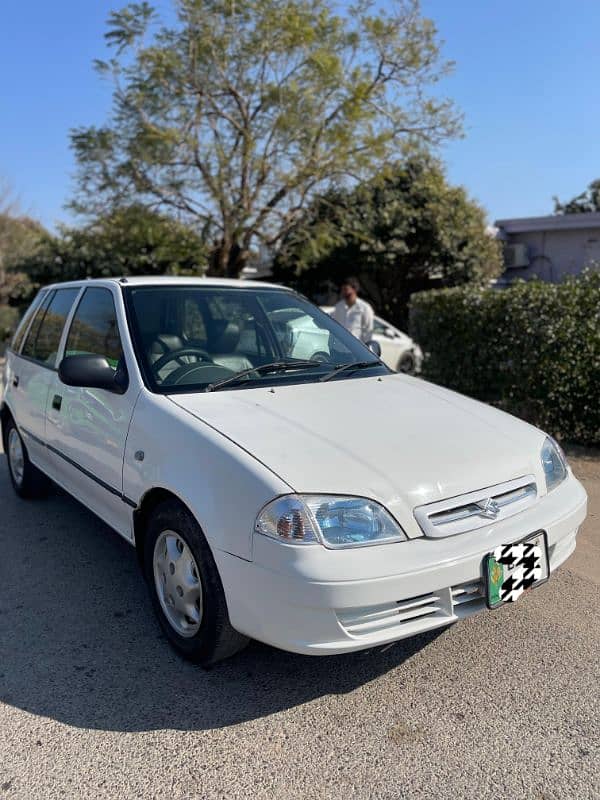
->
[[396, 348, 416, 374], [133, 486, 198, 569], [0, 401, 15, 450]]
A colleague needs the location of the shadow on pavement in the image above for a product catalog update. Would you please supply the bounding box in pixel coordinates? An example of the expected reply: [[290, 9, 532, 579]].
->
[[0, 455, 443, 732]]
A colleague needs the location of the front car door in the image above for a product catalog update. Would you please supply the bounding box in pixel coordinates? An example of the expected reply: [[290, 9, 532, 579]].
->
[[45, 285, 141, 539]]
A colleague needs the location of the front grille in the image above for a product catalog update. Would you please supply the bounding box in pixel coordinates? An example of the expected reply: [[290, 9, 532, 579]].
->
[[414, 475, 537, 538]]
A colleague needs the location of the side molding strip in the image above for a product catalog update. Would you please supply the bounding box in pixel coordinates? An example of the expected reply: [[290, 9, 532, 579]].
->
[[20, 426, 137, 508]]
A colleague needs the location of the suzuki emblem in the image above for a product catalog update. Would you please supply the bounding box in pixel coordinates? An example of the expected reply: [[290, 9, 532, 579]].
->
[[475, 498, 500, 519]]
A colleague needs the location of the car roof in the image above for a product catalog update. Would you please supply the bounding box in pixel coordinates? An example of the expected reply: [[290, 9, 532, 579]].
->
[[39, 275, 292, 292]]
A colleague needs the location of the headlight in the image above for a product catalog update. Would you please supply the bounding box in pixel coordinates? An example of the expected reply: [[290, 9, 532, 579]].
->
[[541, 436, 568, 492], [255, 495, 408, 549]]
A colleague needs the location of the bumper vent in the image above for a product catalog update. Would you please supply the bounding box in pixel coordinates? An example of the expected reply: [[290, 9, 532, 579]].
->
[[336, 579, 487, 638], [414, 475, 537, 538], [337, 592, 445, 637], [451, 580, 486, 615]]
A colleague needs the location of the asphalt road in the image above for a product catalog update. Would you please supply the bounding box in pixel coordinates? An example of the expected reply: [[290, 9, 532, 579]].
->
[[0, 435, 598, 799]]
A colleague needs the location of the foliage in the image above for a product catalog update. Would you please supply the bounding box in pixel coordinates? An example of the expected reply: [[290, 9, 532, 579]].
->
[[0, 181, 47, 303], [0, 183, 48, 342], [410, 271, 600, 446], [0, 306, 19, 349], [70, 0, 461, 276], [272, 155, 502, 327], [554, 178, 600, 214], [0, 213, 45, 281], [13, 205, 208, 303]]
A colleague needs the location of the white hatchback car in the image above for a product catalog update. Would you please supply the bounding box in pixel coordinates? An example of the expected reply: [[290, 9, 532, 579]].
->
[[1, 278, 587, 665], [321, 306, 423, 373]]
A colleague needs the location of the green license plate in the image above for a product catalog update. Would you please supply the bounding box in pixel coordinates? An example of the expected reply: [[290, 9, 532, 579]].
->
[[484, 531, 549, 609]]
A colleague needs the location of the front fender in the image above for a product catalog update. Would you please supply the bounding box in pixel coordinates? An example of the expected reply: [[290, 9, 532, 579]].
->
[[123, 391, 291, 560]]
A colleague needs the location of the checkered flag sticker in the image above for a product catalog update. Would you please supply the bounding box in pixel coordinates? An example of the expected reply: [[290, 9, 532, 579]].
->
[[493, 542, 543, 603]]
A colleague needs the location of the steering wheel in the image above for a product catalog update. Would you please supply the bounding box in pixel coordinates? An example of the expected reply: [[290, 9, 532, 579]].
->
[[152, 347, 211, 374]]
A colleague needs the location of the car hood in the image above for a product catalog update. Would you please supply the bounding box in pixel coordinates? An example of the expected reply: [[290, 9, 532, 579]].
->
[[169, 374, 546, 534]]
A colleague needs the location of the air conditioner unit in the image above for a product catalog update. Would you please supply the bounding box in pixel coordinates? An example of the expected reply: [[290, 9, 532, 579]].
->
[[504, 243, 529, 268]]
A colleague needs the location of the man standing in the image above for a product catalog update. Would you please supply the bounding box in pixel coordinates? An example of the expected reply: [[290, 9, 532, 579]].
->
[[332, 277, 374, 343]]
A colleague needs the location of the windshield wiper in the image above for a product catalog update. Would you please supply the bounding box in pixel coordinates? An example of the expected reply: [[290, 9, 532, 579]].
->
[[205, 360, 322, 392], [319, 360, 379, 382]]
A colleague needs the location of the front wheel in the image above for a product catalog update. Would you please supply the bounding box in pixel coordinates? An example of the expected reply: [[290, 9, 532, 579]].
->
[[397, 352, 416, 374], [4, 418, 50, 499], [143, 499, 249, 666]]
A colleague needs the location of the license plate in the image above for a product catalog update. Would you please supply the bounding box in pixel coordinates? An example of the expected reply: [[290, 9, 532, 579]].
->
[[484, 531, 549, 609]]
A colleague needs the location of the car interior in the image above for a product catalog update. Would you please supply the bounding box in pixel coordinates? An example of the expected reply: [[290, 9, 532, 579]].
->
[[126, 287, 366, 390], [131, 289, 285, 387]]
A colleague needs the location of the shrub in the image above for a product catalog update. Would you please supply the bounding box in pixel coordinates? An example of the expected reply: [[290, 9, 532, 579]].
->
[[0, 305, 19, 355], [409, 271, 600, 446]]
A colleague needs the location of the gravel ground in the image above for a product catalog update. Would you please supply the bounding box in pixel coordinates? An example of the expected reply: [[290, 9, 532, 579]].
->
[[0, 429, 598, 799]]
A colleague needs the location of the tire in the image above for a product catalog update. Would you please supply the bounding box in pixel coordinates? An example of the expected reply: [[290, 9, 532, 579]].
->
[[397, 352, 416, 374], [3, 417, 50, 499], [143, 499, 249, 666]]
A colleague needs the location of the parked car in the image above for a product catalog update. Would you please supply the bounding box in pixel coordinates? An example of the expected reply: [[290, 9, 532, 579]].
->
[[1, 278, 587, 665], [321, 306, 423, 373]]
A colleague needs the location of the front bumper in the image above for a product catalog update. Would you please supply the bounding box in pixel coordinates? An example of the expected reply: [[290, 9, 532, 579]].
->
[[216, 474, 587, 655]]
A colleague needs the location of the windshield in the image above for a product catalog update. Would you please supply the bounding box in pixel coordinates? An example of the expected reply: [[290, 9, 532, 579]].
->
[[124, 285, 387, 393]]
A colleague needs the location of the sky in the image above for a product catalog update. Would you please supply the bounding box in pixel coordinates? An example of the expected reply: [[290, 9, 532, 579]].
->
[[0, 0, 598, 230]]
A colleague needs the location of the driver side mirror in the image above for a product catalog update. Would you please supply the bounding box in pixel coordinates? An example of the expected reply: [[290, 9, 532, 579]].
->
[[367, 340, 382, 358], [59, 354, 128, 395], [383, 327, 397, 339]]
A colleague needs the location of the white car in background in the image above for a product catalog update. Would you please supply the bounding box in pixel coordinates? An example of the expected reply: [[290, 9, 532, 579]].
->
[[1, 277, 587, 666], [322, 307, 423, 373]]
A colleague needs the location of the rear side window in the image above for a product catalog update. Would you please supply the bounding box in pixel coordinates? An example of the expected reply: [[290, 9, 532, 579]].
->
[[11, 291, 47, 353], [21, 288, 79, 367], [65, 288, 123, 369]]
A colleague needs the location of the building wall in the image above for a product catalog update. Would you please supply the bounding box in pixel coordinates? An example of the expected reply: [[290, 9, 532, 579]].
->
[[504, 226, 600, 282]]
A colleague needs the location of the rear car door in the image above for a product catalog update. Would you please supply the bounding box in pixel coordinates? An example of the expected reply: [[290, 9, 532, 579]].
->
[[8, 288, 80, 473], [45, 286, 140, 538]]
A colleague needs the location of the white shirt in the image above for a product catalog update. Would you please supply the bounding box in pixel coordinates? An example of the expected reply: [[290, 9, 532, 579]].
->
[[332, 297, 374, 343]]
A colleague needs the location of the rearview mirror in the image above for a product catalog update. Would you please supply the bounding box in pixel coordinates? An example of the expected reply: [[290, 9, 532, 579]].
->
[[367, 340, 382, 357], [59, 354, 128, 395]]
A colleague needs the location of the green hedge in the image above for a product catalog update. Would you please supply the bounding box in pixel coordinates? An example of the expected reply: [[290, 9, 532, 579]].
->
[[409, 271, 600, 446]]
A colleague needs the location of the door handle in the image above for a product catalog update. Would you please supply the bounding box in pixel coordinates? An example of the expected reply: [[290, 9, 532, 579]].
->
[[52, 395, 62, 412], [12, 375, 19, 387]]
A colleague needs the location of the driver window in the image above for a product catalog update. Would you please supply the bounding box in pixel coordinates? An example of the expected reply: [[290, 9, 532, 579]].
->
[[65, 288, 123, 370]]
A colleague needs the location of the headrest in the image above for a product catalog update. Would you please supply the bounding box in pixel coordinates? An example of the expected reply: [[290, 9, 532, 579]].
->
[[148, 334, 184, 355], [211, 322, 241, 353]]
